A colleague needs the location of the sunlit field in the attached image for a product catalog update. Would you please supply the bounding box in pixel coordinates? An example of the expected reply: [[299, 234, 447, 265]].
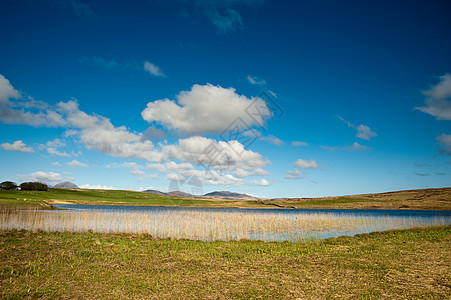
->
[[1, 207, 448, 242]]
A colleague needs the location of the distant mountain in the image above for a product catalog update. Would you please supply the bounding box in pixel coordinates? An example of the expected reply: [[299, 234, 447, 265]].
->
[[203, 191, 259, 200], [143, 189, 168, 195], [142, 189, 259, 200], [168, 191, 194, 197], [53, 181, 79, 189]]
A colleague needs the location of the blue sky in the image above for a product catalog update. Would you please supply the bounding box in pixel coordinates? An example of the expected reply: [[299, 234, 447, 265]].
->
[[1, 0, 450, 198]]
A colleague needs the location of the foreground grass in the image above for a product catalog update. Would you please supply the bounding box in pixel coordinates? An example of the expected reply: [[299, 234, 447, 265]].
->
[[1, 227, 450, 299]]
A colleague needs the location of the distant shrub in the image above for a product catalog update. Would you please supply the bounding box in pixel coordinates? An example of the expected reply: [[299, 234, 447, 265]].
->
[[20, 182, 49, 191], [0, 181, 18, 190]]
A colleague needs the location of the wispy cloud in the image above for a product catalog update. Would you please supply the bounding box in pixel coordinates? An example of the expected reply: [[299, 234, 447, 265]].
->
[[144, 61, 166, 77], [205, 8, 243, 33], [67, 160, 88, 168], [247, 75, 266, 86], [437, 134, 451, 155], [339, 116, 377, 140], [260, 135, 283, 145], [415, 74, 451, 120], [284, 168, 304, 180], [343, 142, 371, 151], [292, 141, 308, 147], [294, 159, 318, 169]]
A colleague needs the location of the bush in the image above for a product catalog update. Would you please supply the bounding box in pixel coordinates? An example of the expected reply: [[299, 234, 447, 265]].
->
[[0, 181, 18, 190], [20, 182, 49, 191]]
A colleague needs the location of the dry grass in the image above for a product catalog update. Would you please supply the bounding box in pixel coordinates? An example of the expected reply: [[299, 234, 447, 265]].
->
[[265, 187, 451, 210], [1, 207, 448, 242]]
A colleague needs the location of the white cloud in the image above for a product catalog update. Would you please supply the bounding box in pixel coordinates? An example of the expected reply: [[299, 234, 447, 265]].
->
[[1, 140, 34, 153], [416, 74, 451, 120], [142, 126, 167, 140], [106, 162, 143, 169], [161, 136, 269, 171], [51, 162, 61, 166], [130, 169, 145, 175], [437, 134, 451, 155], [284, 168, 304, 180], [247, 75, 266, 86], [166, 169, 268, 187], [292, 141, 308, 147], [260, 135, 284, 145], [294, 159, 318, 169], [146, 161, 194, 173], [339, 116, 377, 141], [80, 184, 115, 190], [59, 99, 161, 161], [47, 148, 70, 157], [0, 74, 20, 104], [144, 61, 165, 77], [343, 142, 370, 151], [45, 138, 65, 148], [141, 83, 270, 135], [0, 74, 66, 127], [18, 171, 63, 183], [67, 160, 88, 168]]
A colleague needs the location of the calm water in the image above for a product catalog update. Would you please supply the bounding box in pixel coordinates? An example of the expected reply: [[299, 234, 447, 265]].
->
[[43, 205, 450, 241]]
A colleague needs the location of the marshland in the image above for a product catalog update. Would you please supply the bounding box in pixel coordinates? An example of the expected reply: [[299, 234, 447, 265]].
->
[[1, 187, 450, 298]]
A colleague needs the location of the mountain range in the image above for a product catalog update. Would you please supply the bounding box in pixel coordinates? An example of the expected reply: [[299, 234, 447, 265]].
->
[[51, 182, 258, 200], [143, 189, 259, 200]]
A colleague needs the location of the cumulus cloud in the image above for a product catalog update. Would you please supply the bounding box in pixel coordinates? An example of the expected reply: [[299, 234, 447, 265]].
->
[[162, 136, 269, 171], [294, 159, 318, 169], [292, 141, 308, 147], [0, 74, 66, 127], [339, 116, 377, 141], [416, 74, 451, 120], [142, 126, 167, 141], [1, 75, 272, 187], [142, 83, 270, 135], [18, 171, 63, 183], [437, 134, 451, 155], [147, 161, 194, 173], [1, 140, 34, 153], [144, 61, 166, 77], [59, 99, 161, 161], [166, 169, 269, 187], [106, 162, 143, 169], [247, 75, 266, 86], [67, 160, 88, 168]]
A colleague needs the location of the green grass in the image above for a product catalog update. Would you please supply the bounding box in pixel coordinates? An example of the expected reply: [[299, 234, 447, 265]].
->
[[1, 226, 450, 299], [0, 189, 216, 207]]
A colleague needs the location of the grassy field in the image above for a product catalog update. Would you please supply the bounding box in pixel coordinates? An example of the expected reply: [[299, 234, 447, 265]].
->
[[1, 187, 451, 210], [0, 226, 450, 299]]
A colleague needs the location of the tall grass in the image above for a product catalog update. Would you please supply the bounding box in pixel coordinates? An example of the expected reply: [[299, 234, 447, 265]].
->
[[0, 207, 449, 242]]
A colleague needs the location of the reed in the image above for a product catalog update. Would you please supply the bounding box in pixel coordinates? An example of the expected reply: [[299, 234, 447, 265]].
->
[[0, 206, 448, 242]]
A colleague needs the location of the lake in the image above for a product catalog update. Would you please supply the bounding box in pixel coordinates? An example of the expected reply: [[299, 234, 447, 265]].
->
[[2, 205, 450, 242]]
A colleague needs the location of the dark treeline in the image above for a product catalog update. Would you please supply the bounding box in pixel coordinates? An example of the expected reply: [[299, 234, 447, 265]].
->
[[0, 181, 49, 191]]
